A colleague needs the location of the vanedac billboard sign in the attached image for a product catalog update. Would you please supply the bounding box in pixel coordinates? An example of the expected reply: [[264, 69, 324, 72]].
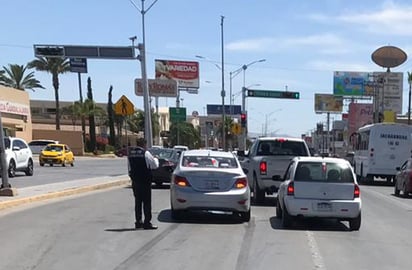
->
[[155, 59, 199, 89]]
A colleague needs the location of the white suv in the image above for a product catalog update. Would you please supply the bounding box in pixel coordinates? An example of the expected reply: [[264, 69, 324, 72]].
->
[[1, 137, 34, 177]]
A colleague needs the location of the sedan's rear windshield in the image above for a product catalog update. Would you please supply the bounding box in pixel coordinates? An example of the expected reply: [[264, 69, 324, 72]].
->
[[295, 161, 354, 183], [182, 155, 238, 168]]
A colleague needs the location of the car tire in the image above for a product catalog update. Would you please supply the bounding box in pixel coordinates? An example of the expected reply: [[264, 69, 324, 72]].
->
[[25, 159, 34, 176], [276, 197, 282, 218], [70, 160, 74, 167], [40, 163, 45, 167], [349, 213, 361, 231], [240, 209, 251, 222], [252, 175, 265, 204], [394, 182, 400, 196], [8, 160, 16, 178], [281, 204, 292, 228], [402, 184, 409, 198]]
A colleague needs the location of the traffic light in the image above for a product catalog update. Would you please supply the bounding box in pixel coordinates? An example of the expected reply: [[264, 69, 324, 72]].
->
[[240, 113, 247, 128], [281, 91, 300, 99]]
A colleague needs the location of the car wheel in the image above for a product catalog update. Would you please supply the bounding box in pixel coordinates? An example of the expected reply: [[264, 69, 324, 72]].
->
[[50, 164, 53, 167], [171, 208, 184, 220], [252, 175, 265, 204], [281, 204, 292, 228], [349, 213, 361, 231], [62, 159, 66, 167], [40, 162, 45, 167], [70, 160, 74, 167], [394, 182, 400, 196], [8, 160, 16, 178], [25, 159, 34, 176], [402, 184, 409, 198], [240, 209, 251, 222], [276, 197, 282, 218]]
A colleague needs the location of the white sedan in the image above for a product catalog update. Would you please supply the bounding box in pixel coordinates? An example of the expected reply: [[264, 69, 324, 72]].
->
[[170, 149, 251, 222], [276, 156, 361, 231]]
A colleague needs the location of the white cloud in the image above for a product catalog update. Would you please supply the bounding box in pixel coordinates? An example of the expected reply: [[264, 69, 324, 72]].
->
[[305, 60, 375, 72]]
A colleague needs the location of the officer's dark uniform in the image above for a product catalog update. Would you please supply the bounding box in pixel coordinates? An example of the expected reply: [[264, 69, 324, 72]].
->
[[128, 146, 154, 229]]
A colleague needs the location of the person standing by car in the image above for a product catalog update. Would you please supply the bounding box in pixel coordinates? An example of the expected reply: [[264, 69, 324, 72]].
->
[[128, 139, 159, 230]]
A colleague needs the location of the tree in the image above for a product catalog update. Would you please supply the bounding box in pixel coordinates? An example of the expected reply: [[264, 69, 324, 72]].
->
[[28, 57, 70, 130], [107, 85, 116, 146], [0, 64, 44, 91], [86, 77, 96, 152], [169, 121, 201, 149], [60, 101, 83, 129], [215, 116, 235, 149], [128, 109, 160, 142]]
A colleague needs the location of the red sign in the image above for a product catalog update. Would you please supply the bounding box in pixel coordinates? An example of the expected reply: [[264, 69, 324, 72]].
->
[[135, 79, 177, 97], [155, 59, 199, 89], [348, 103, 373, 136]]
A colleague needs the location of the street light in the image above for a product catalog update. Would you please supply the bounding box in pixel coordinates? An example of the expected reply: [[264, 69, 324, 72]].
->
[[233, 59, 266, 152], [232, 83, 260, 105]]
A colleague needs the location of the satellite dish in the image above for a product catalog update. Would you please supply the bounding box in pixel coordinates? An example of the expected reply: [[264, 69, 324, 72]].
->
[[371, 46, 407, 70]]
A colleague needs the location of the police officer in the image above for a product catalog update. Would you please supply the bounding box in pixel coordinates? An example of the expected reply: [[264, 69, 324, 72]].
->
[[128, 139, 159, 230]]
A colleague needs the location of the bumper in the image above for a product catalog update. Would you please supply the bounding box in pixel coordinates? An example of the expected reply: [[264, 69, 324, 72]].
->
[[39, 157, 64, 164], [171, 187, 250, 213], [284, 197, 361, 219]]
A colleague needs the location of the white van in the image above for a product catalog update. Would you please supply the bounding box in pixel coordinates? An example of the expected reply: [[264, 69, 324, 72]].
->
[[353, 123, 412, 183]]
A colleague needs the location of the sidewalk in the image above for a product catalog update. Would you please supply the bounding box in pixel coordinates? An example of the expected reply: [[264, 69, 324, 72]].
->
[[0, 175, 131, 210]]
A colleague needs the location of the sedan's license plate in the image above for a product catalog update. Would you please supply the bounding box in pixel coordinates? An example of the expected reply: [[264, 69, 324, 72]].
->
[[317, 202, 332, 211], [204, 180, 219, 189]]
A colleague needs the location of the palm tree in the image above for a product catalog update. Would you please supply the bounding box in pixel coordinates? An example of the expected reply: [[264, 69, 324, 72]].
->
[[128, 109, 160, 140], [60, 101, 83, 130], [408, 71, 412, 125], [28, 57, 70, 130], [169, 121, 201, 148], [0, 64, 44, 91]]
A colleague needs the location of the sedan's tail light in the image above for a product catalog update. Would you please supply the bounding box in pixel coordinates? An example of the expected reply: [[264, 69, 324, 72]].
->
[[287, 181, 295, 196], [174, 175, 191, 187], [259, 161, 267, 175], [234, 177, 248, 189], [354, 184, 360, 198]]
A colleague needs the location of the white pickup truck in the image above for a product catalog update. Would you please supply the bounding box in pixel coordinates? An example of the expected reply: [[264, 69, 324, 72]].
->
[[238, 137, 311, 204]]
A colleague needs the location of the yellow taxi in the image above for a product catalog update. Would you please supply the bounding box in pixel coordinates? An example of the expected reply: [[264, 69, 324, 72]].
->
[[39, 144, 75, 167]]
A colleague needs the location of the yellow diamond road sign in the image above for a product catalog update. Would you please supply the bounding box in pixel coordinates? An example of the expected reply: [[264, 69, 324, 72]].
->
[[115, 95, 135, 116]]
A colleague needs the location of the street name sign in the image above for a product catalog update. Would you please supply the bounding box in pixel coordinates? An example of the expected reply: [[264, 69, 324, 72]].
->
[[247, 89, 300, 99]]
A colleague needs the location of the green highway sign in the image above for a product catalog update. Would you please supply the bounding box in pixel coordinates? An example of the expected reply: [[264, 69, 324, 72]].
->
[[169, 107, 187, 122], [247, 89, 300, 99]]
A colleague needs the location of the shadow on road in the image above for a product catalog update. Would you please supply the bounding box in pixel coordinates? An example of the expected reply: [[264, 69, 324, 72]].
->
[[158, 209, 245, 225], [269, 216, 352, 232]]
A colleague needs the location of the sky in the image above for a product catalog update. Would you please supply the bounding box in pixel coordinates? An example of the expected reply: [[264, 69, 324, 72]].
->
[[2, 0, 412, 138]]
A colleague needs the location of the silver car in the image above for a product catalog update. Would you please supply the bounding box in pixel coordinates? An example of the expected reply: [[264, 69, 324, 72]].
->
[[276, 156, 361, 231], [170, 149, 251, 222]]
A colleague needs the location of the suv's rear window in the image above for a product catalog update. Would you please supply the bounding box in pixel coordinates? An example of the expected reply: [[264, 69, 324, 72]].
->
[[257, 140, 308, 156], [295, 161, 354, 183]]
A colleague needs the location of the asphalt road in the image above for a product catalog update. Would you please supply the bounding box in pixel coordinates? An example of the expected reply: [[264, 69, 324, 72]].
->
[[6, 156, 128, 188], [0, 183, 411, 270]]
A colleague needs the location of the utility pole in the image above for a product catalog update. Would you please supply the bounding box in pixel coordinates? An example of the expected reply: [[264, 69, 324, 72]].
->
[[220, 15, 226, 151]]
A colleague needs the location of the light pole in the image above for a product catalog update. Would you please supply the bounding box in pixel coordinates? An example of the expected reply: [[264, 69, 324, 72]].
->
[[236, 59, 266, 152], [130, 0, 159, 148], [264, 109, 281, 136]]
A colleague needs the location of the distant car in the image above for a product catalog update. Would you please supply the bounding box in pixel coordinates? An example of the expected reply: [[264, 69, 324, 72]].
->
[[28, 139, 59, 154], [170, 149, 251, 222], [394, 159, 412, 197], [276, 156, 361, 231], [1, 137, 34, 177], [149, 148, 181, 186], [39, 144, 75, 167]]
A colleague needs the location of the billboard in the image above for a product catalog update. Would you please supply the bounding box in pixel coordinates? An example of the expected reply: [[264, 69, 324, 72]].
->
[[135, 79, 177, 97], [347, 103, 373, 137], [155, 59, 199, 89], [374, 71, 403, 114], [333, 71, 373, 96], [314, 94, 343, 113]]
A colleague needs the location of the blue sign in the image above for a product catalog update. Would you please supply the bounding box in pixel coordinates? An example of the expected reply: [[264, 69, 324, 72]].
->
[[70, 58, 88, 73], [333, 71, 372, 96], [207, 104, 242, 115]]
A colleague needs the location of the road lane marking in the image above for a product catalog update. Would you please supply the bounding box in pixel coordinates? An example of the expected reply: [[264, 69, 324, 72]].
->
[[306, 231, 327, 270]]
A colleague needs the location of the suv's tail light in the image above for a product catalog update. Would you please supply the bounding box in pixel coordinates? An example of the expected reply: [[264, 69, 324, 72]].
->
[[287, 181, 295, 196], [234, 177, 248, 189], [174, 175, 191, 187], [354, 184, 360, 198], [259, 161, 267, 175]]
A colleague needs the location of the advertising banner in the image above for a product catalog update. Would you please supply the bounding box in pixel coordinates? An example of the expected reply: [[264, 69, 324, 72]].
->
[[155, 59, 199, 89], [333, 71, 373, 96], [0, 100, 30, 116], [314, 94, 343, 113], [347, 103, 373, 137], [135, 79, 177, 97], [374, 71, 403, 114]]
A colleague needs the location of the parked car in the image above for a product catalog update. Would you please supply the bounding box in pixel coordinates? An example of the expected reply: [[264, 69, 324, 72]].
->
[[170, 149, 251, 222], [28, 139, 59, 154], [39, 144, 75, 167], [276, 156, 361, 231], [394, 159, 412, 197], [149, 148, 181, 186], [1, 137, 34, 177]]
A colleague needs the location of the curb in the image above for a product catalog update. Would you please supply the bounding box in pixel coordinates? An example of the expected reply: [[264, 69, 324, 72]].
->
[[0, 179, 131, 211]]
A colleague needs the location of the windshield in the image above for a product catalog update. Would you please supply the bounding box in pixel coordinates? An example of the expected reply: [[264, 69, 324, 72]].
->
[[44, 145, 63, 152], [182, 155, 238, 168]]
